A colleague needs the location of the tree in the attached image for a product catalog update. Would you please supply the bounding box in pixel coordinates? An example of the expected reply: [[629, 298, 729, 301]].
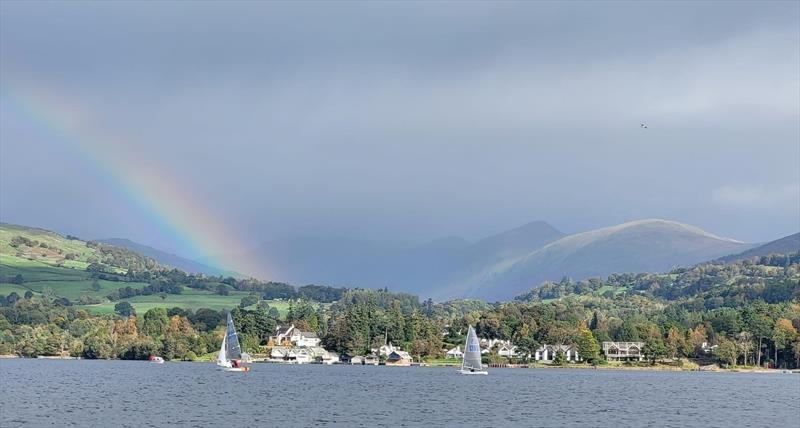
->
[[793, 340, 800, 369], [42, 287, 56, 304], [665, 327, 685, 359], [86, 262, 107, 273], [643, 339, 667, 365], [772, 319, 798, 368], [742, 302, 774, 367], [736, 331, 754, 366], [23, 290, 33, 300], [216, 284, 229, 296], [142, 308, 169, 337], [114, 302, 135, 317], [714, 336, 738, 367], [11, 274, 24, 285], [5, 292, 20, 305], [688, 325, 708, 357], [90, 279, 101, 292], [239, 294, 259, 309], [575, 327, 600, 363], [552, 349, 566, 366]]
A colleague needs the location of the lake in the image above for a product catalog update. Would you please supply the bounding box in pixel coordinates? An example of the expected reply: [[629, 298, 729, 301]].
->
[[1, 360, 798, 427]]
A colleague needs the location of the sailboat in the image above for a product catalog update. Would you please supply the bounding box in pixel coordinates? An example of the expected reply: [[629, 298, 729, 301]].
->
[[217, 312, 249, 372], [458, 325, 487, 375]]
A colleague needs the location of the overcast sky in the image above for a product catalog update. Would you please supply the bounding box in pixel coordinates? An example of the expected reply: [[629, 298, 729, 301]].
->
[[1, 1, 798, 257]]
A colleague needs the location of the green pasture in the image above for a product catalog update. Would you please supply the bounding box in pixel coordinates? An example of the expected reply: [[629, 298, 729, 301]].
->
[[81, 291, 292, 315]]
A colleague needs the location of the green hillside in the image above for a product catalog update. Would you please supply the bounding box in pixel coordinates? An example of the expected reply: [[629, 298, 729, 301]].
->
[[0, 223, 289, 315]]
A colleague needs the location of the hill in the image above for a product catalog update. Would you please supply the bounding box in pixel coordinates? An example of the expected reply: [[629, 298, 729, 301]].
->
[[0, 223, 295, 315], [98, 238, 235, 277], [717, 232, 799, 263], [444, 219, 753, 300], [236, 220, 564, 295]]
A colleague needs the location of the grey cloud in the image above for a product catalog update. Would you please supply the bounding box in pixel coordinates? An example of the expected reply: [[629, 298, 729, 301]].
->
[[1, 1, 798, 254]]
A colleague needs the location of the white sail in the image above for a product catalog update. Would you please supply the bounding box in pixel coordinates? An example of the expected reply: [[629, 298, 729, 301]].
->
[[217, 329, 230, 367], [461, 326, 484, 372]]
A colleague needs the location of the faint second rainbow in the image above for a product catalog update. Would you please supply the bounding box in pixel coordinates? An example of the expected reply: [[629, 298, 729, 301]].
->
[[1, 80, 271, 279]]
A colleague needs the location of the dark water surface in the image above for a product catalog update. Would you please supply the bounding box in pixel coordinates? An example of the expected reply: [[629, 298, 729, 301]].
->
[[1, 359, 799, 427]]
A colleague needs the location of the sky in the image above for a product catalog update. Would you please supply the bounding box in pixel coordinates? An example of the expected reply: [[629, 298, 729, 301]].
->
[[1, 1, 798, 266]]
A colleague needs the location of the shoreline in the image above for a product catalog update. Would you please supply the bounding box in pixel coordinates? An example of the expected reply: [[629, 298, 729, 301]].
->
[[3, 355, 796, 374]]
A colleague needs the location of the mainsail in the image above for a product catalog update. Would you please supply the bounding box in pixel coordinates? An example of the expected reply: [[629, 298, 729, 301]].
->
[[462, 326, 483, 371], [224, 312, 242, 361]]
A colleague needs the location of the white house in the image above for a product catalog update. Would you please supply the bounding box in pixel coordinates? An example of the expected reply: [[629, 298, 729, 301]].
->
[[534, 344, 581, 362], [497, 344, 518, 357], [701, 342, 718, 354], [480, 338, 508, 349], [602, 342, 644, 361], [295, 331, 320, 347], [446, 346, 463, 359], [270, 324, 320, 348], [271, 325, 295, 346], [372, 342, 397, 357]]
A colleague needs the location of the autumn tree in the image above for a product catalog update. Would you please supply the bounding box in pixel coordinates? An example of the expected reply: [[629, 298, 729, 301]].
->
[[772, 319, 798, 368], [665, 327, 685, 359]]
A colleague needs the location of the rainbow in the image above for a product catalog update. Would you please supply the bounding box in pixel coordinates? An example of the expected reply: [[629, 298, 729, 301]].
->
[[1, 80, 270, 279]]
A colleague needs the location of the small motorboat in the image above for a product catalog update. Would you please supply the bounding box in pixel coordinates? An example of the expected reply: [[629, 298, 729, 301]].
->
[[148, 355, 164, 364]]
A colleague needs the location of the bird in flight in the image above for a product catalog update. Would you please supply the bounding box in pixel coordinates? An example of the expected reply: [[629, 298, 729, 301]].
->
[[640, 123, 648, 129]]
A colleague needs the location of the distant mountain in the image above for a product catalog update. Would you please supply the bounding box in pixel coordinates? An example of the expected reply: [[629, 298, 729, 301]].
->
[[240, 220, 565, 294], [463, 221, 566, 267], [443, 219, 754, 301], [97, 238, 234, 277], [716, 232, 799, 263]]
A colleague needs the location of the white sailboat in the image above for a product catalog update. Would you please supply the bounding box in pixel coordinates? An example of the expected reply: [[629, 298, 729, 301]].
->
[[217, 312, 249, 372], [458, 325, 487, 375]]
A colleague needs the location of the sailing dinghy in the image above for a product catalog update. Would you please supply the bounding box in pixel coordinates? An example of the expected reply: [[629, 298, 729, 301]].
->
[[459, 325, 487, 375], [217, 312, 249, 372]]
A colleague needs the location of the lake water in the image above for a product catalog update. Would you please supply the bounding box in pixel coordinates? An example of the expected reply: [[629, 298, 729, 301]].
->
[[1, 360, 799, 427]]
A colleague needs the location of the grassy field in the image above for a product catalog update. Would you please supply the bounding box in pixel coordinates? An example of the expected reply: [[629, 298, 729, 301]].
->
[[0, 224, 97, 270], [0, 223, 301, 316], [0, 283, 31, 296], [0, 255, 91, 281], [81, 290, 292, 315], [22, 279, 150, 300]]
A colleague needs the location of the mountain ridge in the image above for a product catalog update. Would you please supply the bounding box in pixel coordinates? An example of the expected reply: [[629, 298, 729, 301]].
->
[[716, 232, 799, 263], [442, 219, 754, 300], [97, 238, 239, 277]]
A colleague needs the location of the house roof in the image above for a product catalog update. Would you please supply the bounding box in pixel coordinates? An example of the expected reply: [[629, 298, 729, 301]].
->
[[275, 324, 295, 336], [388, 350, 411, 359], [602, 341, 644, 351], [300, 331, 318, 339]]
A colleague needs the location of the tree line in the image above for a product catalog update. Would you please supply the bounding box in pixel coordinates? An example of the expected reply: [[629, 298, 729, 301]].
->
[[0, 253, 798, 368]]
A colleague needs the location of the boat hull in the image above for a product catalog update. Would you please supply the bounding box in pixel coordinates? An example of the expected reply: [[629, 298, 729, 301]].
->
[[220, 366, 250, 372], [458, 369, 488, 375]]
